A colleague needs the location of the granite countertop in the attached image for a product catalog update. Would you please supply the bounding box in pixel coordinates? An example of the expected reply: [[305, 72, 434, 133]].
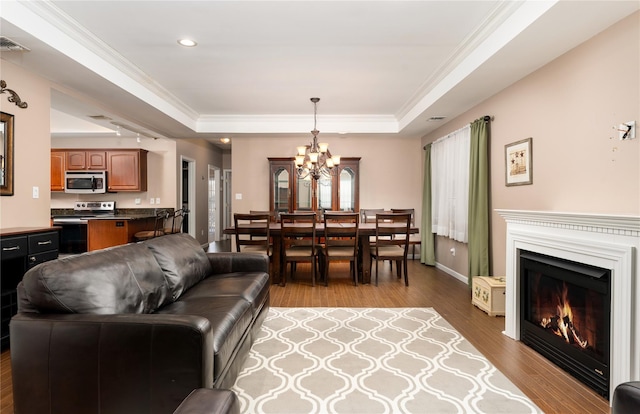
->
[[51, 208, 172, 220]]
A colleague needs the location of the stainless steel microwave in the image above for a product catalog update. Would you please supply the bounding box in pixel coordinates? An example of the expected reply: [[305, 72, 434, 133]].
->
[[64, 171, 107, 194]]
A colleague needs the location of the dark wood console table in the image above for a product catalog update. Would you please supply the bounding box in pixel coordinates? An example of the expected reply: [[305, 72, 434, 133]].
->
[[0, 227, 60, 349]]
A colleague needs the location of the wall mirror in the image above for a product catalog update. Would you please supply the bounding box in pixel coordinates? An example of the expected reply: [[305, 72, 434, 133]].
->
[[0, 111, 14, 196]]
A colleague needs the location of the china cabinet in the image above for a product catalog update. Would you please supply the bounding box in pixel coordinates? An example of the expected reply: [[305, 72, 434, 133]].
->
[[268, 157, 359, 217]]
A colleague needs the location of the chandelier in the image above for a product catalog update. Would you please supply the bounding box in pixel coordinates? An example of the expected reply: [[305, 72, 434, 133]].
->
[[295, 97, 340, 180]]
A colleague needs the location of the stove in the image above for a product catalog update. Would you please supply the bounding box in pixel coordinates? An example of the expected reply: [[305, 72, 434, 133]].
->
[[52, 201, 116, 224], [52, 201, 116, 253]]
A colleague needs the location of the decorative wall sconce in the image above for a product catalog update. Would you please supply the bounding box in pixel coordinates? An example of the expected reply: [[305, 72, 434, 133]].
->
[[0, 80, 28, 109], [615, 121, 636, 140]]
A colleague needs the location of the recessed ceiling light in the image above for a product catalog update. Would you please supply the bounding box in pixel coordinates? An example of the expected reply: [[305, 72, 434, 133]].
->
[[220, 137, 230, 144], [177, 38, 197, 47]]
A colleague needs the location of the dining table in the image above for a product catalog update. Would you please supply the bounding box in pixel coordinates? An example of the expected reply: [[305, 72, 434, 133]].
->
[[223, 222, 419, 285]]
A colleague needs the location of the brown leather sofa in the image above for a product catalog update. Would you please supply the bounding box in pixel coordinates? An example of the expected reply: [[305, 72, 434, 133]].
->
[[10, 233, 269, 414]]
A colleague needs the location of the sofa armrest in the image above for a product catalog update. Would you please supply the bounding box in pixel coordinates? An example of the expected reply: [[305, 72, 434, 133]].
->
[[10, 313, 214, 414], [206, 252, 269, 275]]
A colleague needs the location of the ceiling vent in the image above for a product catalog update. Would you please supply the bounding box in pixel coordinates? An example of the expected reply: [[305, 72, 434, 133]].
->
[[88, 115, 112, 121], [0, 37, 30, 52], [427, 116, 446, 121]]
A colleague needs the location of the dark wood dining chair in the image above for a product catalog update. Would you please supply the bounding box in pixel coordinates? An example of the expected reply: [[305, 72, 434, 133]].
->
[[321, 212, 359, 286], [391, 208, 420, 259], [280, 212, 318, 287], [371, 212, 412, 286], [233, 213, 271, 256]]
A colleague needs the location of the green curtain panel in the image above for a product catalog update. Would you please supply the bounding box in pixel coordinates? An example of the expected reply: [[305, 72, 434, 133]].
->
[[421, 144, 436, 265], [467, 117, 490, 283]]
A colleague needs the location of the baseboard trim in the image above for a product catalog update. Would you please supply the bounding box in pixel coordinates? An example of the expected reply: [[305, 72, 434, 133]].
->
[[435, 262, 468, 285]]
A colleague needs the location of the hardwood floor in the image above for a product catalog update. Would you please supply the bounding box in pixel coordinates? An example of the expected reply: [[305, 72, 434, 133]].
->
[[0, 259, 611, 413]]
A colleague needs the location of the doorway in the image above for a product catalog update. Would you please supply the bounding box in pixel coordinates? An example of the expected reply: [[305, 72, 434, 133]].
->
[[181, 157, 196, 237], [208, 164, 221, 243], [223, 169, 232, 240]]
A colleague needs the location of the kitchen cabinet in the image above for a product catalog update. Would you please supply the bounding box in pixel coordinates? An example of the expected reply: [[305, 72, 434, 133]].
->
[[51, 150, 66, 191], [107, 150, 148, 192], [50, 149, 148, 192], [0, 228, 59, 349], [87, 217, 153, 251], [66, 150, 107, 170], [268, 157, 360, 216]]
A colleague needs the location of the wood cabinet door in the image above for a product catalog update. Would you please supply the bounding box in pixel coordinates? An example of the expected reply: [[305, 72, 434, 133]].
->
[[86, 151, 106, 170], [51, 151, 66, 191], [87, 220, 128, 251], [66, 151, 87, 170], [107, 150, 147, 191]]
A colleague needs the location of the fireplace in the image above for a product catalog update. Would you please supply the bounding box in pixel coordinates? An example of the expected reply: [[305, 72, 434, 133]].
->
[[520, 250, 610, 397], [496, 209, 640, 402]]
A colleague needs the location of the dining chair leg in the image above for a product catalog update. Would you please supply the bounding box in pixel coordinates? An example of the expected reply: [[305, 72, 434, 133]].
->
[[375, 259, 379, 286], [404, 258, 409, 286]]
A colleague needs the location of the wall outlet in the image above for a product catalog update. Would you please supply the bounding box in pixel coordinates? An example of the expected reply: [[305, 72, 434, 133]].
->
[[32, 186, 39, 199], [450, 247, 456, 256], [150, 198, 155, 205], [134, 198, 141, 205], [155, 197, 160, 205], [235, 193, 242, 200]]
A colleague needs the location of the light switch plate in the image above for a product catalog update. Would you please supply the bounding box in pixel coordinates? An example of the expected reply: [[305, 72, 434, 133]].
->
[[235, 193, 242, 200], [32, 186, 39, 199]]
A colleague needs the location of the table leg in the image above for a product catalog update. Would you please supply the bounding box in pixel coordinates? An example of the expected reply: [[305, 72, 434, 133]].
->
[[359, 235, 371, 284], [271, 234, 282, 285]]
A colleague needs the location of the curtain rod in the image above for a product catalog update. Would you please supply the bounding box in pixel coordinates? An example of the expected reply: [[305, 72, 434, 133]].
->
[[423, 115, 493, 150]]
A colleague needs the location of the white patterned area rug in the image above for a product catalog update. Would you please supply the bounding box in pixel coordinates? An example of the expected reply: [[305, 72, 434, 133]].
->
[[232, 307, 542, 414]]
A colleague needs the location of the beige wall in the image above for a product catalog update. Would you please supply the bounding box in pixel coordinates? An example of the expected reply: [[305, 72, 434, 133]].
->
[[0, 60, 52, 229], [423, 12, 640, 278], [230, 135, 423, 220]]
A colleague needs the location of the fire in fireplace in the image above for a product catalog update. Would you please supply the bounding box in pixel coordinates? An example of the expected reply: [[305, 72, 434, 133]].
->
[[519, 250, 611, 398]]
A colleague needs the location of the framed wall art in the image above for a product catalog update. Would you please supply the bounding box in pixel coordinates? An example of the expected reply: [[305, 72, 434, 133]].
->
[[0, 111, 14, 196], [505, 137, 532, 186]]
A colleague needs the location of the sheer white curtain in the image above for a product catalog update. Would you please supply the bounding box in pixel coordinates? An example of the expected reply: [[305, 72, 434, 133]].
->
[[430, 124, 470, 242]]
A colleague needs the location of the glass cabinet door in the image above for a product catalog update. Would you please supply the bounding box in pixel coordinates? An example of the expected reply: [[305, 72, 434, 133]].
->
[[317, 175, 332, 211], [295, 176, 313, 211], [339, 167, 356, 211], [274, 167, 290, 215]]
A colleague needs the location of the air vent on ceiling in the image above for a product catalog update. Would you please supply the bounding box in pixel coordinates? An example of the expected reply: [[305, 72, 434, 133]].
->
[[88, 115, 112, 121], [427, 116, 446, 121], [0, 37, 30, 52]]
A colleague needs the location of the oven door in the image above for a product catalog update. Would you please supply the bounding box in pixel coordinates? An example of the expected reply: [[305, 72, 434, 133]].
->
[[53, 221, 88, 254]]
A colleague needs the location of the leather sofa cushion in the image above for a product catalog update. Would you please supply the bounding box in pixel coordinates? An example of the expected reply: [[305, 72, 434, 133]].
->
[[144, 234, 213, 300], [173, 388, 240, 414], [21, 243, 169, 314], [180, 273, 269, 317], [157, 296, 252, 383]]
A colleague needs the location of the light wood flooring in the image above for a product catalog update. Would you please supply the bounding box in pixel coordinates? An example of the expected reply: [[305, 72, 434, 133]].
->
[[0, 256, 611, 413]]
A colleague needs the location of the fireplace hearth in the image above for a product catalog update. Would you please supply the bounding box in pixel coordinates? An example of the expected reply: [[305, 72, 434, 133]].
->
[[520, 250, 610, 397]]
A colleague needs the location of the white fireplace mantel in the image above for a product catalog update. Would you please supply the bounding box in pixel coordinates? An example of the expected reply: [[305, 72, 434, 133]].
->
[[496, 209, 640, 400]]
